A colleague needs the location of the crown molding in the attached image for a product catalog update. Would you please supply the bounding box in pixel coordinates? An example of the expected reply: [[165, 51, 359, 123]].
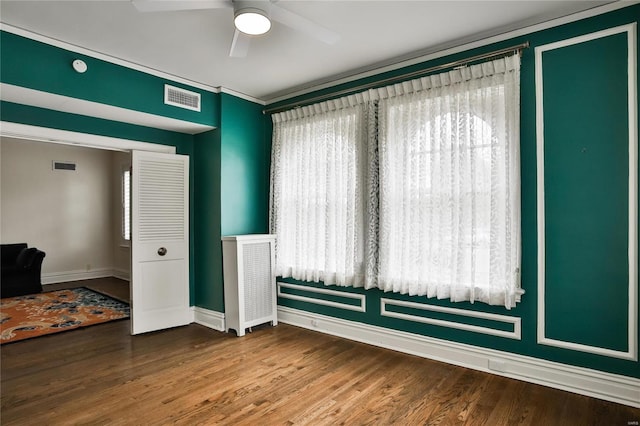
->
[[265, 1, 638, 105], [0, 22, 220, 94]]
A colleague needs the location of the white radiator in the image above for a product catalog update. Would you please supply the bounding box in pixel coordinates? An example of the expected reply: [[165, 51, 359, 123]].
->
[[222, 234, 277, 336]]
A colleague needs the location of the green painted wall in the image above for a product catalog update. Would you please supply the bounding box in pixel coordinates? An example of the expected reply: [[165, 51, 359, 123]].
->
[[194, 129, 223, 311], [0, 31, 226, 307], [0, 31, 219, 127], [0, 101, 194, 150], [192, 93, 270, 311], [2, 4, 637, 380], [270, 4, 640, 378], [543, 32, 630, 352], [0, 31, 272, 314], [220, 93, 270, 237]]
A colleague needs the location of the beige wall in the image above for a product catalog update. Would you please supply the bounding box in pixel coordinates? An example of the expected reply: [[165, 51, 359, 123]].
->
[[1, 137, 115, 277]]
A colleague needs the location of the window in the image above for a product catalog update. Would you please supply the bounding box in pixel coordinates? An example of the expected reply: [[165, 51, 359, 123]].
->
[[270, 105, 366, 287], [378, 89, 520, 307], [379, 111, 494, 283], [122, 168, 131, 242], [271, 55, 521, 308]]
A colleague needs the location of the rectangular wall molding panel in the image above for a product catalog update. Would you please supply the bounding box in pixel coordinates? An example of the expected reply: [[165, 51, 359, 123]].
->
[[380, 298, 522, 340], [277, 281, 366, 312], [535, 23, 638, 360]]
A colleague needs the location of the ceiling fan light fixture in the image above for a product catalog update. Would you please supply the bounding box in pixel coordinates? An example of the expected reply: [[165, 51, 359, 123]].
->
[[234, 7, 271, 36]]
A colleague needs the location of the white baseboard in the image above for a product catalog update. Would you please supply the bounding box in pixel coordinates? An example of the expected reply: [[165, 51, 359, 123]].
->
[[112, 268, 130, 282], [193, 306, 226, 332], [277, 306, 640, 408], [41, 268, 115, 285]]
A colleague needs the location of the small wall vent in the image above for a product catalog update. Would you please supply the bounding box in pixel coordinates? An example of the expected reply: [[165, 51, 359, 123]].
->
[[53, 161, 76, 171], [164, 84, 201, 112]]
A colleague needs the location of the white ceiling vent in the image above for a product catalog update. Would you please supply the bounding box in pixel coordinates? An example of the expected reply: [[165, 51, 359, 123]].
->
[[164, 84, 201, 112]]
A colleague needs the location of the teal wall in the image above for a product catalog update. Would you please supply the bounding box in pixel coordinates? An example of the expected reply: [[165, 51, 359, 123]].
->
[[193, 93, 270, 312], [2, 5, 637, 380], [0, 30, 225, 307], [268, 4, 640, 378], [0, 31, 271, 314], [193, 129, 223, 311], [220, 93, 271, 237], [543, 32, 630, 352], [0, 101, 193, 151], [0, 31, 218, 127], [194, 93, 271, 312]]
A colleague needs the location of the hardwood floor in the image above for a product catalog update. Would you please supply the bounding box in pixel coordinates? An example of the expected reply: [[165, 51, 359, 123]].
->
[[1, 318, 637, 425], [44, 276, 130, 303]]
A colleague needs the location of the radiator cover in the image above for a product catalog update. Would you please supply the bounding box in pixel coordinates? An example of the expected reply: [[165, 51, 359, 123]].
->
[[222, 234, 277, 336]]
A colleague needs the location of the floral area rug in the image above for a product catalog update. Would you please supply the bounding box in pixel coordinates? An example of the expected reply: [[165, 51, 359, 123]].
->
[[0, 287, 130, 344]]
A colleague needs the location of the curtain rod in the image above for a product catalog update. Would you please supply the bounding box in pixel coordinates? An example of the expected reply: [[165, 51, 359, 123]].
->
[[263, 41, 529, 115]]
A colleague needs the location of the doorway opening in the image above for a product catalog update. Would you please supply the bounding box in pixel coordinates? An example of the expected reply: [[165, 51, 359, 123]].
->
[[0, 121, 179, 335]]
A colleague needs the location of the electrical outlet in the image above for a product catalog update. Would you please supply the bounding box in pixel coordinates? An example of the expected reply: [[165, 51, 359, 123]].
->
[[488, 358, 507, 372], [86, 264, 91, 271]]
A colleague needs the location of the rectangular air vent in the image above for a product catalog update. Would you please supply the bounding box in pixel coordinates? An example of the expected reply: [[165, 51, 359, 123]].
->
[[164, 84, 201, 112], [53, 161, 76, 171]]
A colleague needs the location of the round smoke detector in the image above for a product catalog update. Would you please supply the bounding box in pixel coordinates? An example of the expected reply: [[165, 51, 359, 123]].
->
[[72, 59, 88, 73]]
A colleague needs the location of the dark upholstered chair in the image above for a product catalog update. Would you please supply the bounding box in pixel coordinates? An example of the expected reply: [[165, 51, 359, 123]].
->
[[1, 243, 46, 298]]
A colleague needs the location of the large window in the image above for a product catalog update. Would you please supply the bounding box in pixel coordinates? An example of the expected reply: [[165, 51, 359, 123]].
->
[[270, 105, 366, 287], [271, 55, 522, 308], [378, 85, 520, 307]]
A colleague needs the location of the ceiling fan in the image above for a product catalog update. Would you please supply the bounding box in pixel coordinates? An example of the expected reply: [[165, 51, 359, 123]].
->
[[132, 0, 340, 58]]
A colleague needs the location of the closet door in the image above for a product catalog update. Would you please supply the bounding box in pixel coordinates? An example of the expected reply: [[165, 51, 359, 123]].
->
[[131, 150, 190, 335]]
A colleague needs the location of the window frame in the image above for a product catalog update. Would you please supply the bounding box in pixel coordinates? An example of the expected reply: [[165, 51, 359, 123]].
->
[[121, 166, 131, 246]]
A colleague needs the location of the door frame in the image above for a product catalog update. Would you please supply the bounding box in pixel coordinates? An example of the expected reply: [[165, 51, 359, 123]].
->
[[0, 122, 175, 154], [0, 121, 180, 333]]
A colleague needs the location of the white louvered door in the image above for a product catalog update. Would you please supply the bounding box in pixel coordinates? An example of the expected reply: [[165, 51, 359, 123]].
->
[[131, 150, 190, 335]]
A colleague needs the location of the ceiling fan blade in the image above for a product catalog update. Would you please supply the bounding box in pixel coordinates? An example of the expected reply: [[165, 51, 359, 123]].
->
[[229, 29, 251, 58], [270, 3, 340, 45], [132, 0, 231, 13]]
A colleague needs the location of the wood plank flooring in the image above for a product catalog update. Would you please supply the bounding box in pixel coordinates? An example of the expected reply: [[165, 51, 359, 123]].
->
[[44, 276, 130, 303], [1, 312, 638, 425]]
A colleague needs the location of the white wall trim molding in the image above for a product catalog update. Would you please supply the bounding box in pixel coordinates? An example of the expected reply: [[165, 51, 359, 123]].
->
[[266, 2, 639, 104], [277, 281, 366, 312], [219, 87, 266, 105], [278, 306, 640, 408], [535, 23, 638, 361], [0, 23, 220, 94], [1, 3, 636, 106], [1, 83, 215, 135], [0, 121, 176, 154], [112, 268, 130, 282], [193, 306, 226, 332], [42, 268, 115, 285], [380, 298, 521, 340]]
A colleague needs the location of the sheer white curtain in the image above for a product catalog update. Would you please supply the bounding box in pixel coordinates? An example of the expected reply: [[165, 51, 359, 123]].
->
[[374, 55, 522, 307], [270, 55, 522, 308], [270, 99, 368, 287]]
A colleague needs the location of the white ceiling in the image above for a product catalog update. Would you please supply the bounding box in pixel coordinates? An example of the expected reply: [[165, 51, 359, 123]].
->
[[0, 1, 619, 103]]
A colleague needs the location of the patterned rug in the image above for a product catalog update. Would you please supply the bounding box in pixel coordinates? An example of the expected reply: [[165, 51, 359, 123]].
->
[[0, 287, 130, 344]]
